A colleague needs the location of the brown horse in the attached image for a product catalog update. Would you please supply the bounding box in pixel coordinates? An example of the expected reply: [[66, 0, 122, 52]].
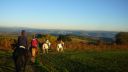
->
[[12, 46, 31, 72]]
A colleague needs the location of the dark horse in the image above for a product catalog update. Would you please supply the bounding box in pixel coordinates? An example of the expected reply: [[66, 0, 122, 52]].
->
[[12, 43, 31, 72]]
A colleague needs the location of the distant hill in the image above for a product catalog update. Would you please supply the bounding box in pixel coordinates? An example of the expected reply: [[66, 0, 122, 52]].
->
[[0, 27, 118, 39]]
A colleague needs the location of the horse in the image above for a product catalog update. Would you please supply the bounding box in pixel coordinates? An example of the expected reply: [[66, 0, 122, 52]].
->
[[57, 43, 64, 52], [42, 42, 50, 54], [12, 44, 31, 72], [57, 41, 64, 52]]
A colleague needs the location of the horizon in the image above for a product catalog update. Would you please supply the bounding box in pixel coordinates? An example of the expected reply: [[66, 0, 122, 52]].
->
[[0, 26, 123, 32], [0, 0, 128, 31]]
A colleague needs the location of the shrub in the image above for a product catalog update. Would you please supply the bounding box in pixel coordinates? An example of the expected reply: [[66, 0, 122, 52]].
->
[[57, 35, 72, 42], [115, 32, 128, 45]]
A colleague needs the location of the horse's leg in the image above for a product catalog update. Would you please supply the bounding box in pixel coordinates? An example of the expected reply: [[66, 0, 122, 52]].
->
[[57, 48, 59, 52], [15, 50, 22, 72], [13, 49, 19, 72], [43, 49, 44, 54], [14, 59, 19, 72], [60, 48, 62, 52], [46, 49, 48, 53], [24, 54, 31, 72], [61, 48, 64, 52], [21, 55, 26, 72], [59, 48, 60, 52], [15, 58, 20, 72], [43, 49, 45, 54], [47, 49, 48, 53], [16, 56, 22, 72], [23, 50, 30, 72], [13, 53, 17, 72], [23, 58, 27, 72]]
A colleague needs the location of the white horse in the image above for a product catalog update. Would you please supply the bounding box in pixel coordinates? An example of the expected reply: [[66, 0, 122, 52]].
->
[[42, 40, 51, 54], [57, 41, 64, 52], [42, 43, 49, 54]]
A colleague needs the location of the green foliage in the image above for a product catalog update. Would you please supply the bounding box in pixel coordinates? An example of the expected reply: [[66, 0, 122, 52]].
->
[[115, 32, 128, 44]]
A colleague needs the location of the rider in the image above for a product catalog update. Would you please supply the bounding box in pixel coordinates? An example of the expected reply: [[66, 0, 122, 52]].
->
[[46, 39, 51, 49], [17, 30, 28, 49], [13, 30, 28, 57], [31, 34, 38, 63], [13, 30, 28, 72], [42, 39, 50, 54], [57, 40, 64, 52], [60, 40, 64, 47]]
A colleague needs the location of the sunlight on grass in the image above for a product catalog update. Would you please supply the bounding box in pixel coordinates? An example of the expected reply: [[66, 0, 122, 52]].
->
[[0, 50, 128, 72]]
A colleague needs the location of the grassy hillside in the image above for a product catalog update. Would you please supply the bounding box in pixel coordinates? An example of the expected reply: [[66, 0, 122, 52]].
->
[[0, 34, 128, 72], [0, 50, 128, 72]]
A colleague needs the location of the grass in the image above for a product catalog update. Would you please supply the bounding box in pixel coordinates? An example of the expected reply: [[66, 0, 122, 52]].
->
[[0, 50, 128, 72]]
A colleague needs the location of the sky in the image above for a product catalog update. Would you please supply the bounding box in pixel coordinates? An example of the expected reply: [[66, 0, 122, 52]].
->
[[0, 0, 128, 31]]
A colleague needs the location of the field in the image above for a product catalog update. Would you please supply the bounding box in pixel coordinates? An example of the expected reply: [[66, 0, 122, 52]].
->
[[0, 50, 128, 72]]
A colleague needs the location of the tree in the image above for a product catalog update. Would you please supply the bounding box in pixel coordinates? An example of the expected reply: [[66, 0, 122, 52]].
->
[[115, 32, 128, 45], [57, 35, 72, 42]]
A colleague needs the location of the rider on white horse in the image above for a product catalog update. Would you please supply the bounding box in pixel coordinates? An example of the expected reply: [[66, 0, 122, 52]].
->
[[46, 39, 51, 48], [42, 39, 51, 54], [57, 40, 64, 52]]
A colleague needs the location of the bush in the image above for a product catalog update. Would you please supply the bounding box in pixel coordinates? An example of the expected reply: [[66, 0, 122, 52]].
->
[[115, 32, 128, 45], [57, 35, 72, 42]]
